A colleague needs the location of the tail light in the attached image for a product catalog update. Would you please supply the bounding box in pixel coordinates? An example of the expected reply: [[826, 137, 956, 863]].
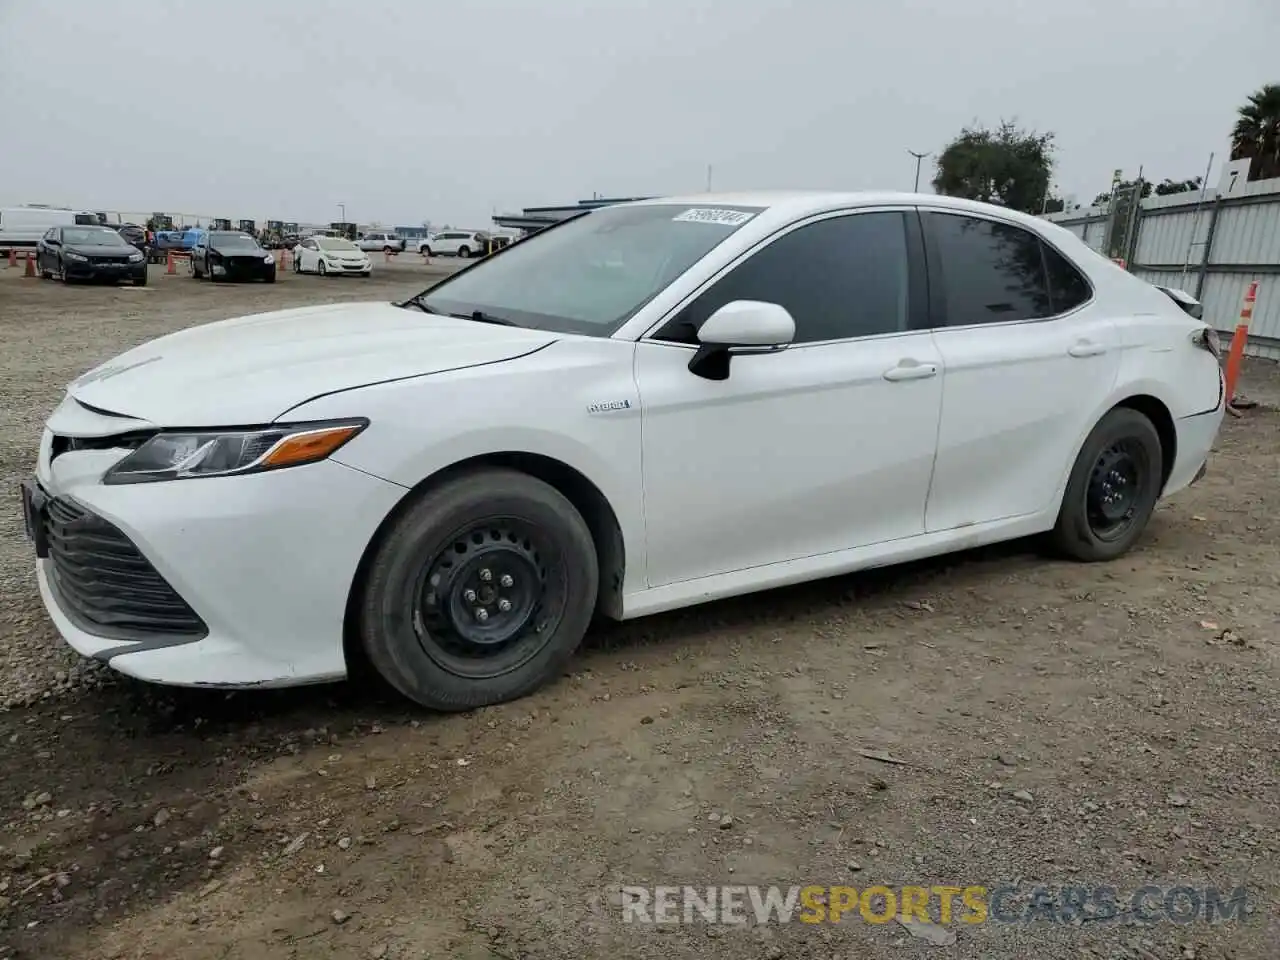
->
[[1193, 326, 1222, 359]]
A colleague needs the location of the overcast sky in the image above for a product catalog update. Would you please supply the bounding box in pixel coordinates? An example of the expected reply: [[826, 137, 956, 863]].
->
[[1, 0, 1276, 229]]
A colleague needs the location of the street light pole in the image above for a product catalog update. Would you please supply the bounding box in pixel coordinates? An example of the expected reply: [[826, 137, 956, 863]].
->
[[907, 150, 930, 193], [338, 203, 345, 223]]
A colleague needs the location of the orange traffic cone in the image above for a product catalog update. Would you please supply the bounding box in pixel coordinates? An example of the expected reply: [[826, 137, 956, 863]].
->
[[24, 253, 36, 278], [166, 252, 177, 275], [7, 250, 15, 268]]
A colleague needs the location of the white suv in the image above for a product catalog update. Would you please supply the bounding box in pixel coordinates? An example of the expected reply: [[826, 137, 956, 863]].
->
[[356, 231, 406, 253], [419, 231, 489, 258]]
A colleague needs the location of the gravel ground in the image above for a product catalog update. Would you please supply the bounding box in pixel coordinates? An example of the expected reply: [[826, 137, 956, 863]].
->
[[0, 261, 1276, 960]]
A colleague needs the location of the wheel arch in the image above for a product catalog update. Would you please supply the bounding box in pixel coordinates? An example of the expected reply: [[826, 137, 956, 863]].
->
[[1113, 394, 1177, 490], [342, 451, 627, 673]]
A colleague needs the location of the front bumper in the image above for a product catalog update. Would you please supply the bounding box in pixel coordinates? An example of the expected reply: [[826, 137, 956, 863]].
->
[[29, 437, 406, 688], [210, 257, 276, 281], [64, 258, 146, 281]]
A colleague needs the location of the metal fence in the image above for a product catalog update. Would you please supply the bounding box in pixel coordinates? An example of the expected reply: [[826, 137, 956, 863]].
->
[[1046, 179, 1280, 360]]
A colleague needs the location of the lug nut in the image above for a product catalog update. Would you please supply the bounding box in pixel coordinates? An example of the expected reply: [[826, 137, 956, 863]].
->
[[499, 574, 514, 588], [462, 589, 477, 603], [497, 599, 512, 613], [479, 568, 493, 582], [475, 607, 489, 622]]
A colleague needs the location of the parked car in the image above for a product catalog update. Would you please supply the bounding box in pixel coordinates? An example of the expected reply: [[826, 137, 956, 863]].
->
[[36, 225, 148, 285], [356, 231, 406, 254], [1, 206, 98, 254], [21, 192, 1224, 713], [418, 230, 488, 258], [190, 231, 276, 282], [112, 223, 148, 255], [293, 235, 372, 276]]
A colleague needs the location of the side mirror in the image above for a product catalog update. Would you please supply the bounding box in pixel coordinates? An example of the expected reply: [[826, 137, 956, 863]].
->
[[689, 300, 796, 380]]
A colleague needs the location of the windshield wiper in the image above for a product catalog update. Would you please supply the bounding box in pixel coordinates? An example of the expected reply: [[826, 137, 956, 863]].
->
[[399, 292, 441, 314], [454, 310, 521, 327]]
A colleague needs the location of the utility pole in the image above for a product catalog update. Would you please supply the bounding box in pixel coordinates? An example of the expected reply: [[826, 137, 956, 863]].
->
[[337, 202, 345, 223], [706, 165, 713, 192], [907, 150, 929, 192]]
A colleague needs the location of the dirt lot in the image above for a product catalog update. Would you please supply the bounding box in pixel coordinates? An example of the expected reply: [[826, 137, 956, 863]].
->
[[0, 261, 1276, 960]]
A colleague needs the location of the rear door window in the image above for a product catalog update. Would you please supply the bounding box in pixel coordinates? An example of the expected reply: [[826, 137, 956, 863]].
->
[[925, 212, 1052, 326]]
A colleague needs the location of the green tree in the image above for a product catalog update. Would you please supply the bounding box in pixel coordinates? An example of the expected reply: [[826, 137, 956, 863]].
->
[[1154, 177, 1203, 196], [932, 120, 1056, 214], [1230, 83, 1280, 181]]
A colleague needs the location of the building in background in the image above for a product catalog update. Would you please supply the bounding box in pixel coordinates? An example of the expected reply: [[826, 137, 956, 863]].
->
[[491, 196, 652, 233]]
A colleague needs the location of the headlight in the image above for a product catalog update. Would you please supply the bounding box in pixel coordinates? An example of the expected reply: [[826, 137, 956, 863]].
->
[[65, 252, 88, 261], [129, 252, 144, 262], [263, 254, 275, 264], [101, 419, 368, 485]]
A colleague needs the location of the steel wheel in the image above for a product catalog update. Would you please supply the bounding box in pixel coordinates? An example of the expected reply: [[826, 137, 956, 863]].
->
[[413, 518, 567, 680], [1086, 439, 1148, 542]]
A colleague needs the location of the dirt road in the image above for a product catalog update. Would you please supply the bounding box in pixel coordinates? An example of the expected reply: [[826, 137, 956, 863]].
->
[[0, 262, 1276, 960]]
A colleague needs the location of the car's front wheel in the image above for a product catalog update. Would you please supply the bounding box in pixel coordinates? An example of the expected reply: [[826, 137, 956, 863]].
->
[[358, 468, 599, 711], [420, 246, 432, 257], [1051, 407, 1164, 562], [318, 260, 327, 276], [457, 245, 470, 258]]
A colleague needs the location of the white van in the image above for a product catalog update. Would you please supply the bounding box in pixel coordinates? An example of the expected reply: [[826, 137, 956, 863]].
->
[[0, 207, 98, 253]]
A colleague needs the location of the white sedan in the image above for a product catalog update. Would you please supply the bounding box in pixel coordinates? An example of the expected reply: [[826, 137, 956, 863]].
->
[[293, 235, 372, 276], [23, 192, 1224, 711]]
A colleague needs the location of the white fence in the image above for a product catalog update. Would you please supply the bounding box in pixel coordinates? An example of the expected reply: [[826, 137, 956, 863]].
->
[[1046, 178, 1280, 360]]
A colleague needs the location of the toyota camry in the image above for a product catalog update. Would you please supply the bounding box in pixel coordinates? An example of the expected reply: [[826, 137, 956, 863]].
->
[[22, 192, 1225, 711]]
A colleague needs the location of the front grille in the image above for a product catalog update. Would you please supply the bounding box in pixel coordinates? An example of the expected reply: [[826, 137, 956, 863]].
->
[[91, 256, 132, 265], [43, 496, 207, 639], [227, 256, 265, 269]]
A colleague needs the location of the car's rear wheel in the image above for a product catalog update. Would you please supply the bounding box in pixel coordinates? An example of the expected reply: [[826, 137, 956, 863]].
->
[[358, 468, 598, 711], [1050, 407, 1163, 562], [420, 246, 432, 258]]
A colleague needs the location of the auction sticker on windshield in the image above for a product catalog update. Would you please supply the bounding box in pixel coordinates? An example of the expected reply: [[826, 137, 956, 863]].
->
[[672, 208, 755, 226]]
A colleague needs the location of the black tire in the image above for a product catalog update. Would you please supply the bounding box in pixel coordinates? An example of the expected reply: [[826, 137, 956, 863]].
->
[[359, 468, 598, 711], [1050, 407, 1163, 562], [134, 271, 147, 287], [457, 245, 470, 258], [293, 254, 301, 274], [383, 245, 393, 254], [265, 269, 276, 284], [39, 259, 51, 280], [318, 260, 327, 277], [57, 258, 70, 283], [420, 246, 432, 257]]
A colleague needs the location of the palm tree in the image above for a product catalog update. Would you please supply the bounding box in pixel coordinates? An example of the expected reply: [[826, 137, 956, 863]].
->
[[1230, 84, 1280, 181]]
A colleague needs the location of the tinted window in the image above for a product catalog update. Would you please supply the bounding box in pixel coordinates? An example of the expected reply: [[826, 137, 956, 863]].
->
[[665, 212, 911, 344], [1043, 242, 1091, 313], [928, 213, 1051, 326]]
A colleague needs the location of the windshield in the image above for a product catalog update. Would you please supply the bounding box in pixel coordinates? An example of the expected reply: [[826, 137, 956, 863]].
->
[[418, 203, 762, 336], [317, 236, 358, 251], [209, 232, 261, 250], [63, 227, 126, 246]]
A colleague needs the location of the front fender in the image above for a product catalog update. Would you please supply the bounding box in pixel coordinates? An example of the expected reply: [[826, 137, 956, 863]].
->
[[285, 339, 647, 592]]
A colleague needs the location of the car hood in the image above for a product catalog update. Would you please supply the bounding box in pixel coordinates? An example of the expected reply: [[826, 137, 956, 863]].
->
[[66, 301, 558, 426], [210, 246, 267, 256], [66, 244, 137, 257]]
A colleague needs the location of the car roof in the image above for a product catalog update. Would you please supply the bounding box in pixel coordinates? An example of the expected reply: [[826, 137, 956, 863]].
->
[[625, 190, 1054, 231]]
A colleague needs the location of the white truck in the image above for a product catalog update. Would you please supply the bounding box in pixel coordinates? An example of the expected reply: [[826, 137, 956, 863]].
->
[[0, 206, 98, 253]]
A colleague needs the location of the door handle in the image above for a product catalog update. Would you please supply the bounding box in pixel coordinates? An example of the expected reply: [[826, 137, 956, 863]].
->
[[883, 362, 938, 382], [1068, 341, 1107, 358]]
